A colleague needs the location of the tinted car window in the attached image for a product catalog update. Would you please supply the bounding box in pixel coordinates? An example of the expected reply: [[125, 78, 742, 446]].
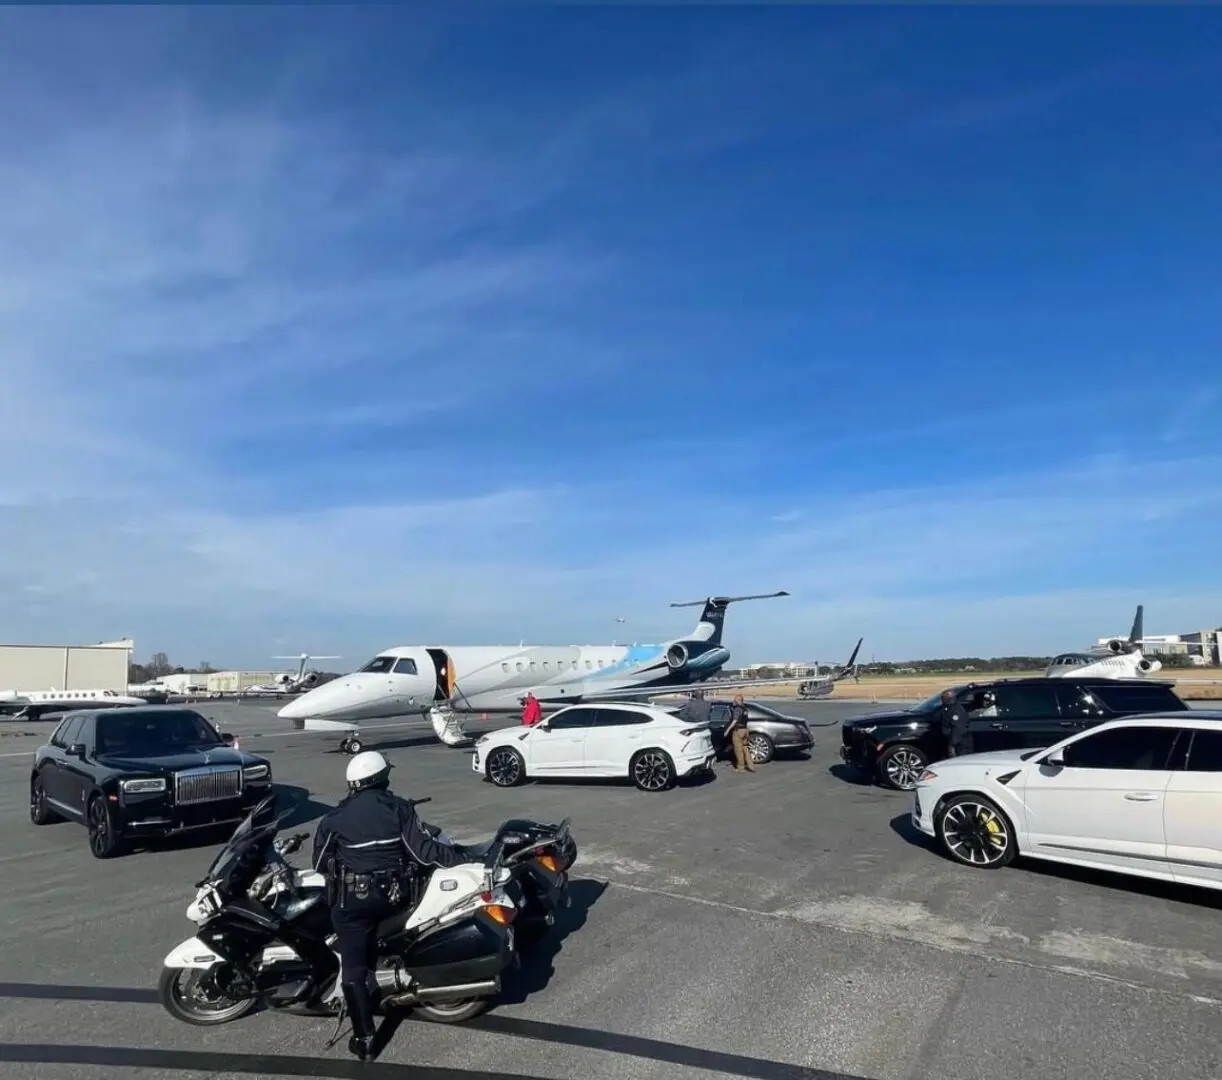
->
[[1091, 684, 1187, 713], [1055, 687, 1107, 718], [59, 716, 86, 747], [96, 710, 222, 754], [1061, 725, 1180, 770], [708, 704, 731, 723], [993, 685, 1061, 719], [1185, 729, 1222, 772], [548, 707, 597, 730], [593, 708, 651, 727], [49, 718, 71, 747]]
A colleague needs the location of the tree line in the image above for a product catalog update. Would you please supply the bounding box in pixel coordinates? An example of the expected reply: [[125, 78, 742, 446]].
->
[[742, 652, 1206, 681]]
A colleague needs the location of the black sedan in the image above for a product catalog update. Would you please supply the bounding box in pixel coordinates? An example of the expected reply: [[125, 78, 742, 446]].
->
[[29, 705, 274, 858]]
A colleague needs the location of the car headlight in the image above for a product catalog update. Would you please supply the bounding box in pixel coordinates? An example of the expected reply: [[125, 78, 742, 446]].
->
[[121, 777, 166, 794], [856, 725, 877, 734], [917, 769, 937, 783], [243, 764, 270, 781]]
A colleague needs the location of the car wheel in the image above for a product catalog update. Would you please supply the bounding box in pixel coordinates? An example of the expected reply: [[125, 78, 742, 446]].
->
[[86, 794, 124, 859], [485, 747, 526, 787], [934, 793, 1017, 869], [747, 732, 775, 765], [630, 748, 675, 792], [29, 773, 60, 825], [877, 744, 929, 791]]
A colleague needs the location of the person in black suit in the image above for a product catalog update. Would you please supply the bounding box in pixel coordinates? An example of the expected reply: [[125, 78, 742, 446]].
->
[[939, 689, 972, 757]]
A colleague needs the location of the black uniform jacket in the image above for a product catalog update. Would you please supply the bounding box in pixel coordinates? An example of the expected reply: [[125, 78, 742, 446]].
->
[[312, 787, 464, 876]]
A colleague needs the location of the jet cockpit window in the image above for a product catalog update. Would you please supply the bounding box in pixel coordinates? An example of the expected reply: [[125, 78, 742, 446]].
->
[[358, 656, 397, 674], [393, 658, 418, 675]]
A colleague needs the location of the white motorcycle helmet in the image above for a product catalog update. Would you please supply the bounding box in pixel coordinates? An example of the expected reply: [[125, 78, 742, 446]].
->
[[346, 750, 393, 792]]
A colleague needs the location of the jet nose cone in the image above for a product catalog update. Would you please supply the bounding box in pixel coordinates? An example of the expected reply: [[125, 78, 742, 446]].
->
[[277, 694, 314, 720]]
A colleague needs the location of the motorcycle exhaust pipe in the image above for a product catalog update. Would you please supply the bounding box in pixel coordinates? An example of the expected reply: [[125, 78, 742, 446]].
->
[[381, 978, 500, 1008]]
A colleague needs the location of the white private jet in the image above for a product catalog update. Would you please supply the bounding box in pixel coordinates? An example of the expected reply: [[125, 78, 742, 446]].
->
[[240, 654, 343, 696], [0, 688, 148, 721], [278, 591, 824, 752], [1045, 604, 1196, 679]]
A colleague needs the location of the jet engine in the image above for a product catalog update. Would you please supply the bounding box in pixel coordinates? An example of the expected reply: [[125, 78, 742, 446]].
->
[[297, 671, 320, 689], [1137, 657, 1162, 674], [1107, 639, 1128, 654], [666, 642, 731, 671]]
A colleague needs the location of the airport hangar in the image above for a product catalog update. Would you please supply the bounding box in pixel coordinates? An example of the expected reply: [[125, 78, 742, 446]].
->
[[0, 638, 133, 692]]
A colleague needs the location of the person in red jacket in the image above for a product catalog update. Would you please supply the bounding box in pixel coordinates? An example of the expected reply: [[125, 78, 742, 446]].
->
[[521, 692, 542, 726]]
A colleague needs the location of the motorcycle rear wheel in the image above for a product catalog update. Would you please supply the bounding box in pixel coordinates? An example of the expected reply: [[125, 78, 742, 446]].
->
[[158, 965, 259, 1025], [413, 998, 490, 1024]]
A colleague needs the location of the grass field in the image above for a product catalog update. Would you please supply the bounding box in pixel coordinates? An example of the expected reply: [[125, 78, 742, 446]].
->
[[734, 671, 1222, 702]]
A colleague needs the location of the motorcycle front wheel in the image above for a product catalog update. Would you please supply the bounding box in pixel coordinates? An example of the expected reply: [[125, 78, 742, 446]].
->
[[158, 965, 259, 1025]]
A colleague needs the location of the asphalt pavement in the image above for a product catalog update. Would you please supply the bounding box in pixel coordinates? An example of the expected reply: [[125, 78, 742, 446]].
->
[[1, 698, 1221, 1080]]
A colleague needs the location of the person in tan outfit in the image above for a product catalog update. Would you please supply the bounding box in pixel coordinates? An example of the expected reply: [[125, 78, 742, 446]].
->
[[725, 694, 756, 773]]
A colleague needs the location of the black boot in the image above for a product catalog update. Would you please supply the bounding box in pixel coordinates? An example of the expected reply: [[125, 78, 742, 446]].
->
[[341, 982, 379, 1062]]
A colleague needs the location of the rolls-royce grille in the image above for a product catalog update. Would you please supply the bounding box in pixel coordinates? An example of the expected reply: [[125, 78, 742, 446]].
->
[[175, 766, 243, 805]]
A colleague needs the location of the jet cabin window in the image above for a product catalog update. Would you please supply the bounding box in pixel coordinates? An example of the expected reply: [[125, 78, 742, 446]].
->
[[393, 658, 418, 675], [358, 656, 398, 674]]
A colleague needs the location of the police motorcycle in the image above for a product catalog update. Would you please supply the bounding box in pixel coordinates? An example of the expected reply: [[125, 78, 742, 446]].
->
[[158, 794, 521, 1028], [431, 816, 578, 948]]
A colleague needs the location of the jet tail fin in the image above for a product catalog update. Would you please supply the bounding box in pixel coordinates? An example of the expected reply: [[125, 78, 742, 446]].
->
[[1129, 605, 1144, 646], [668, 590, 790, 645]]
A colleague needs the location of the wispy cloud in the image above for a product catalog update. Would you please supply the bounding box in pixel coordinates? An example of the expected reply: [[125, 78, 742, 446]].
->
[[1, 9, 1220, 668]]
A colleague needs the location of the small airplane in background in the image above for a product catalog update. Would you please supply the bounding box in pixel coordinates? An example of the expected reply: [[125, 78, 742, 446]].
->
[[242, 654, 343, 696], [0, 688, 148, 721], [1045, 604, 1161, 679], [278, 591, 856, 753], [796, 638, 864, 699]]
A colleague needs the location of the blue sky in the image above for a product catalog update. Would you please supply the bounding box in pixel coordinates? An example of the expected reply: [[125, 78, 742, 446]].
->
[[1, 7, 1221, 670]]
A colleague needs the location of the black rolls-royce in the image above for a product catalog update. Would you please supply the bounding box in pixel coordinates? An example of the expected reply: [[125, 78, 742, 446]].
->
[[29, 705, 274, 859]]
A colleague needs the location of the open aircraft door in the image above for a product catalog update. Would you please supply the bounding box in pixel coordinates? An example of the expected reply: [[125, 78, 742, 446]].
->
[[426, 648, 456, 702]]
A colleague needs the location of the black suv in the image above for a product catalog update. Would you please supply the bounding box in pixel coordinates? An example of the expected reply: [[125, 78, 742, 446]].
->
[[840, 678, 1188, 791], [29, 705, 274, 858]]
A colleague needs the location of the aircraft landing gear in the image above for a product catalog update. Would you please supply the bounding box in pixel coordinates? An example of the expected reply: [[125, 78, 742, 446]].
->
[[338, 736, 363, 755]]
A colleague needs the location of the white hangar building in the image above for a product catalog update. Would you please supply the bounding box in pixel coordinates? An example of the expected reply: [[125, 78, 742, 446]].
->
[[0, 638, 134, 693]]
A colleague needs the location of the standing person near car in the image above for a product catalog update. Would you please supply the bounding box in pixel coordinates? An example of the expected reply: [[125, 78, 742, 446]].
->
[[939, 689, 972, 757], [521, 692, 542, 726], [677, 689, 712, 727], [726, 694, 756, 773]]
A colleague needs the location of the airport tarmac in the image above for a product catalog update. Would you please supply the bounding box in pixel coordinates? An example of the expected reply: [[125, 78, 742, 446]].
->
[[2, 699, 1221, 1080]]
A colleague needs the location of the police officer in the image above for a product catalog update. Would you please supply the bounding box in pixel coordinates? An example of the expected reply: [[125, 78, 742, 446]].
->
[[312, 750, 463, 1061], [939, 689, 972, 757]]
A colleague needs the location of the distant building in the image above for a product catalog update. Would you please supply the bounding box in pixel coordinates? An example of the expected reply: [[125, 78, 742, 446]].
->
[[0, 638, 133, 692], [1096, 628, 1221, 665], [205, 670, 289, 693]]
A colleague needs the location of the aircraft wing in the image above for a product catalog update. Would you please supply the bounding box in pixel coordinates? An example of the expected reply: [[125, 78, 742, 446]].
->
[[571, 674, 815, 702]]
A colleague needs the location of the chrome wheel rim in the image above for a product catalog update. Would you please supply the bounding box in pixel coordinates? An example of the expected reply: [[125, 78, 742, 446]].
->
[[747, 734, 770, 763], [30, 780, 45, 820], [88, 801, 109, 856], [941, 801, 1010, 865], [633, 751, 671, 790], [488, 750, 521, 786], [171, 969, 253, 1021], [884, 748, 925, 789]]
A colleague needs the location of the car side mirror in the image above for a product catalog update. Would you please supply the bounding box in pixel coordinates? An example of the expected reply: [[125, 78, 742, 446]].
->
[[221, 732, 236, 746], [1044, 750, 1065, 768], [66, 743, 86, 758]]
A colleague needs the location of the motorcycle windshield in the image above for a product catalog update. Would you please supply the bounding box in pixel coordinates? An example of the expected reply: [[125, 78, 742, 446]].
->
[[200, 794, 280, 884]]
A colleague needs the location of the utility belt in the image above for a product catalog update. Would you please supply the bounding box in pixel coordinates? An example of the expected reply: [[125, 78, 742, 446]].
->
[[329, 864, 418, 910]]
